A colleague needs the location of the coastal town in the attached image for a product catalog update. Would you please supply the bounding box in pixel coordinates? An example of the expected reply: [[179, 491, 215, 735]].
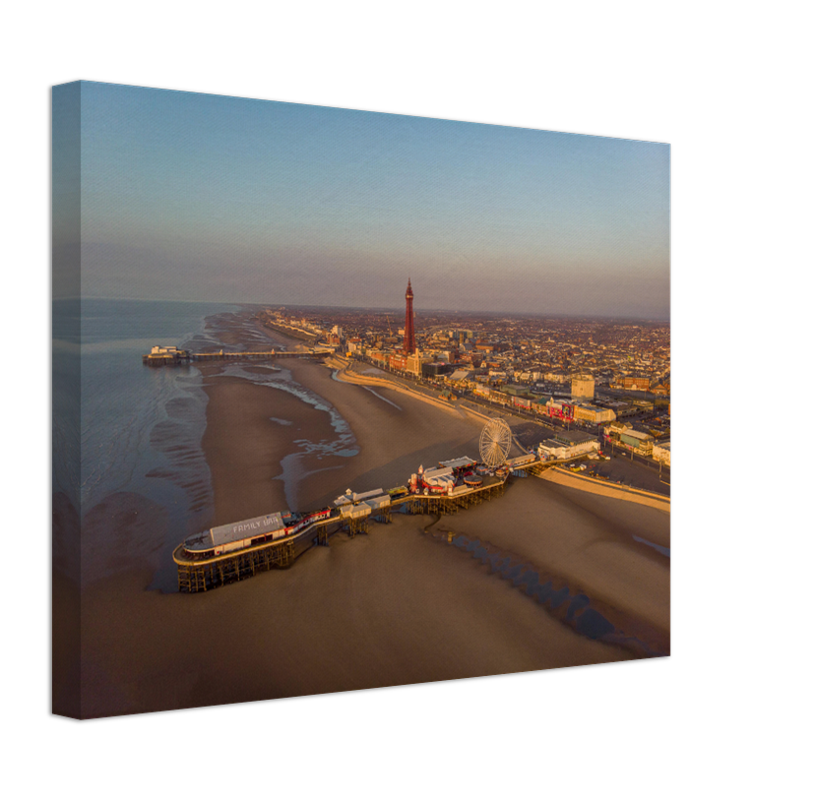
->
[[141, 280, 672, 595], [258, 280, 671, 488]]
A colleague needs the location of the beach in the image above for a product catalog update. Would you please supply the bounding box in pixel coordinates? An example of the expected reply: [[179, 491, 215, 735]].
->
[[75, 309, 668, 718]]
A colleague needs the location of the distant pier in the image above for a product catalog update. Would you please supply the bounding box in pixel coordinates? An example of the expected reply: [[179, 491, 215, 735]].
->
[[142, 344, 333, 366]]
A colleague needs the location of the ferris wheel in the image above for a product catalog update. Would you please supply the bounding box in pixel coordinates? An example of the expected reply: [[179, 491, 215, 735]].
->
[[479, 418, 512, 468]]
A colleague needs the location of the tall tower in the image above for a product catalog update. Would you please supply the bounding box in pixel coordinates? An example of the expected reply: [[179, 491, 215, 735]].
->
[[403, 278, 416, 354]]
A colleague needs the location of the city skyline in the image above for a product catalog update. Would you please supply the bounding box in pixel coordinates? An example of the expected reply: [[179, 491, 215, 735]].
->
[[56, 81, 670, 319]]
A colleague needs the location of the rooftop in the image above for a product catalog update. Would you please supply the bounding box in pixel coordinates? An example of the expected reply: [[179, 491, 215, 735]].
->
[[438, 456, 477, 470], [553, 430, 595, 444]]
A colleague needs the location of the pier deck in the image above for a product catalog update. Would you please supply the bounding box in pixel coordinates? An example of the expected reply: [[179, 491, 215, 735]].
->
[[142, 348, 332, 366], [173, 474, 518, 592], [168, 378, 588, 593]]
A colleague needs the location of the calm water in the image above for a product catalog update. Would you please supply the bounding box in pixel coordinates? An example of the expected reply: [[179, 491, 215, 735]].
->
[[54, 299, 239, 584], [79, 300, 234, 503], [53, 298, 360, 587]]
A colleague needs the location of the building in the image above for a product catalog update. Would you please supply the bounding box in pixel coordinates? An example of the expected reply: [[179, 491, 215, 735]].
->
[[537, 431, 600, 461], [448, 369, 474, 383], [571, 373, 595, 401], [144, 344, 190, 365], [403, 278, 416, 354], [621, 376, 651, 392], [572, 402, 616, 425], [473, 385, 509, 405], [652, 441, 671, 465], [619, 430, 654, 456], [422, 361, 455, 379], [603, 422, 654, 456], [544, 372, 569, 384], [368, 349, 387, 366], [510, 394, 532, 410], [604, 420, 629, 437], [405, 352, 426, 376], [544, 398, 576, 422]]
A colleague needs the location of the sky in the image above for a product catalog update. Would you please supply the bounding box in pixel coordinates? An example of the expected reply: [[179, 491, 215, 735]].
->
[[54, 81, 670, 319]]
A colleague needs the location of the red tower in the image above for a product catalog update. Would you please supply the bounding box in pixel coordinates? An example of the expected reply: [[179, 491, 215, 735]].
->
[[403, 278, 416, 354]]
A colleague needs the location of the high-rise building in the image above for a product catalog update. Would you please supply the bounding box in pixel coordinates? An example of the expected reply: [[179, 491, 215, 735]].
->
[[403, 278, 416, 354]]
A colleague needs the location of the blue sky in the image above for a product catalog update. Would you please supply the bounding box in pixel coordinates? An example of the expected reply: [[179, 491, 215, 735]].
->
[[57, 81, 670, 319]]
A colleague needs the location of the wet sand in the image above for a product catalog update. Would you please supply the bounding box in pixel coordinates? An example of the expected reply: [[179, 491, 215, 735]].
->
[[197, 369, 338, 522], [285, 358, 484, 509], [77, 313, 668, 718]]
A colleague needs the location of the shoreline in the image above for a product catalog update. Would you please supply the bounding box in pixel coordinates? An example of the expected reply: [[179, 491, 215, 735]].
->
[[198, 369, 342, 522]]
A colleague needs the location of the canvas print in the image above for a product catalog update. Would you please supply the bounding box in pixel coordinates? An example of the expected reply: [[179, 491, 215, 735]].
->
[[52, 81, 670, 719]]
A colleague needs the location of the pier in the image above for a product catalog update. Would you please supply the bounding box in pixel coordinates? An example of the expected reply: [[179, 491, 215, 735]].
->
[[142, 345, 333, 366], [171, 452, 600, 594], [172, 474, 516, 593]]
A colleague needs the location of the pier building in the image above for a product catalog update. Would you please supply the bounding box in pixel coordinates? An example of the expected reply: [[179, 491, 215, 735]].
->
[[144, 345, 189, 366]]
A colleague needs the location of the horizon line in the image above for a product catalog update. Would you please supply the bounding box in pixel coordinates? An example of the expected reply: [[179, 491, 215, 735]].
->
[[69, 296, 670, 324]]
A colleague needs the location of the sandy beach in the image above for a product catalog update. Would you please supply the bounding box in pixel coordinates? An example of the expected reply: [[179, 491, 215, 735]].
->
[[76, 312, 668, 718]]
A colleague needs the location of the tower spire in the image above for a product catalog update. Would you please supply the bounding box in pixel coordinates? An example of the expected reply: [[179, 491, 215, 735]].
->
[[404, 278, 416, 354]]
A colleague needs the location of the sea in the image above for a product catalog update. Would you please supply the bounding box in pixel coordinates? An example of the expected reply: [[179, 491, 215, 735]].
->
[[52, 297, 358, 591]]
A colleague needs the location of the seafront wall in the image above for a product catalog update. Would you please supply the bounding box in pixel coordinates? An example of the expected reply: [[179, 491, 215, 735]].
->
[[326, 358, 469, 417], [326, 358, 541, 455], [540, 467, 670, 512]]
